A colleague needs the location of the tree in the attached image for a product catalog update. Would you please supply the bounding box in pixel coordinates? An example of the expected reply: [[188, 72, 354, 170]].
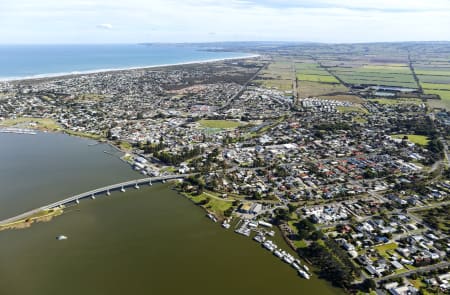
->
[[362, 278, 377, 291], [287, 203, 297, 213]]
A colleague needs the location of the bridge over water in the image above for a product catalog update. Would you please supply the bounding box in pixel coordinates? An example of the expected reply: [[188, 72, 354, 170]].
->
[[0, 174, 193, 226]]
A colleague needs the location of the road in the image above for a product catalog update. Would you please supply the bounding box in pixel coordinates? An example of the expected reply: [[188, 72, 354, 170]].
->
[[374, 261, 450, 283], [218, 63, 266, 111]]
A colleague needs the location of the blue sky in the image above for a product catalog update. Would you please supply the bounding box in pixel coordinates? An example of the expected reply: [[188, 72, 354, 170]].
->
[[1, 0, 449, 44]]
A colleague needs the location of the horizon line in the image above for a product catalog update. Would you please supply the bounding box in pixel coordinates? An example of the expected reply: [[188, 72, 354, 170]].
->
[[1, 40, 450, 46]]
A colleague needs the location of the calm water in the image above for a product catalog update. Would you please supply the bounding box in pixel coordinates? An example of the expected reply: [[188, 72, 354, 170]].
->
[[0, 133, 343, 295], [0, 44, 251, 80]]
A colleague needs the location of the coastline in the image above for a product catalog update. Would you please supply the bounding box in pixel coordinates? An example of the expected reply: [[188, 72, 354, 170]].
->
[[0, 53, 260, 83]]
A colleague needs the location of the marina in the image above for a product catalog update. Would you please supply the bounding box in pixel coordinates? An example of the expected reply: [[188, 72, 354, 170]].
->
[[235, 218, 312, 280], [0, 128, 36, 135], [0, 132, 343, 295]]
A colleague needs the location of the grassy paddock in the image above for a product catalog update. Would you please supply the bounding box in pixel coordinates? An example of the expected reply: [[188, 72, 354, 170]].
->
[[424, 89, 450, 110], [421, 83, 450, 91], [337, 106, 368, 114], [198, 120, 242, 129], [0, 117, 61, 131], [297, 74, 339, 84], [369, 98, 422, 105], [188, 192, 233, 218], [391, 134, 429, 146], [298, 81, 348, 97], [374, 242, 398, 259]]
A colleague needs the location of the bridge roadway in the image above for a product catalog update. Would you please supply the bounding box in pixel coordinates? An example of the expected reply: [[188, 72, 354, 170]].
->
[[0, 173, 193, 226]]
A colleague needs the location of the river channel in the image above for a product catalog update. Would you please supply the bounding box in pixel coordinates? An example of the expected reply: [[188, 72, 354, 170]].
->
[[0, 132, 344, 295]]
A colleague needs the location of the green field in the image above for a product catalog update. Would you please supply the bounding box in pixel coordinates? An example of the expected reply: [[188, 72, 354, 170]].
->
[[0, 117, 61, 131], [416, 69, 450, 76], [418, 75, 450, 84], [337, 106, 368, 114], [327, 62, 417, 88], [421, 83, 450, 91], [297, 74, 339, 84], [425, 89, 450, 99], [374, 242, 398, 259], [333, 74, 417, 87], [298, 81, 348, 97], [198, 120, 242, 129], [368, 98, 422, 105], [189, 192, 233, 218], [391, 134, 429, 146], [254, 79, 293, 92]]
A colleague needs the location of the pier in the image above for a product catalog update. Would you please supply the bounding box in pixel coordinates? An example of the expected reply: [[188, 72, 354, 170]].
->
[[0, 173, 193, 226]]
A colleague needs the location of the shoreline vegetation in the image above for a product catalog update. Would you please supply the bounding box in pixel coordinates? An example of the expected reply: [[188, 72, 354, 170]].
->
[[0, 208, 63, 232], [0, 117, 105, 140]]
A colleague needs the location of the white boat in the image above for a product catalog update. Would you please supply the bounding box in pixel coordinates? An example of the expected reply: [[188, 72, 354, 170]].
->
[[134, 183, 140, 189], [56, 235, 67, 241], [302, 264, 310, 272], [283, 255, 294, 264], [121, 187, 125, 192], [267, 230, 275, 237], [274, 250, 283, 258], [298, 270, 310, 279], [207, 213, 218, 223], [106, 190, 111, 196], [262, 240, 276, 252], [222, 222, 231, 229], [292, 263, 301, 271], [254, 235, 265, 243]]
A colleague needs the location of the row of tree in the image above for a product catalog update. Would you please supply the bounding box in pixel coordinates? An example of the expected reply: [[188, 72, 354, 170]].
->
[[154, 146, 204, 165], [298, 237, 362, 289]]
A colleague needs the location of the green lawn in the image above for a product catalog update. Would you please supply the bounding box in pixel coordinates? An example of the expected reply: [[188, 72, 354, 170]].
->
[[337, 106, 369, 114], [118, 141, 133, 151], [391, 134, 429, 146], [421, 83, 450, 91], [198, 120, 242, 129], [0, 117, 105, 140], [189, 192, 233, 218], [0, 117, 61, 131], [374, 242, 398, 259], [64, 129, 104, 140]]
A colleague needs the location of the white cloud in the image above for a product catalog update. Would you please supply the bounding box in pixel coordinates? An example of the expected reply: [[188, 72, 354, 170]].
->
[[0, 0, 449, 43], [96, 23, 113, 30]]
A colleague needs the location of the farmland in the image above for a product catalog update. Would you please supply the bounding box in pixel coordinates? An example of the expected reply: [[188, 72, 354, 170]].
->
[[328, 64, 417, 88], [250, 43, 450, 110], [255, 59, 294, 93], [298, 81, 348, 98]]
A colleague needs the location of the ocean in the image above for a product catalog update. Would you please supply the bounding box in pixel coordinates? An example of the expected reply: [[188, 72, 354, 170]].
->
[[0, 44, 253, 80]]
